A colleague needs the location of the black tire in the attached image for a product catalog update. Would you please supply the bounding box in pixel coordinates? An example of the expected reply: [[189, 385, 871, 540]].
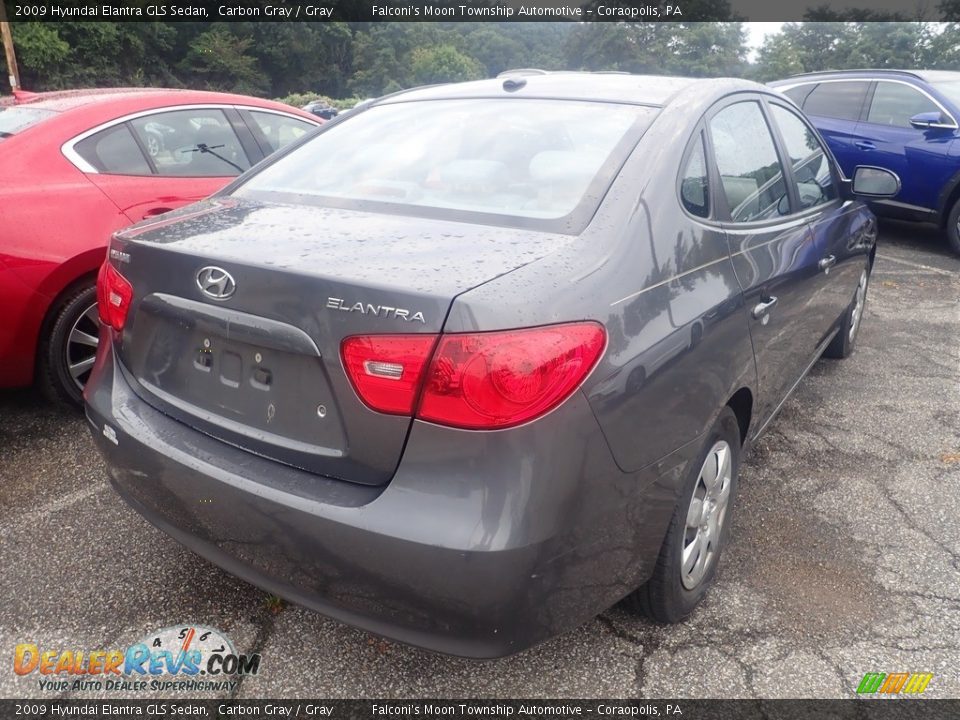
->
[[38, 283, 99, 408], [946, 199, 960, 257], [626, 406, 741, 623], [823, 263, 870, 360]]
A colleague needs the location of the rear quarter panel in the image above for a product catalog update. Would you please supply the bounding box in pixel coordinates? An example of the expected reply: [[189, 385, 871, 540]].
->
[[0, 140, 130, 386], [447, 95, 757, 475]]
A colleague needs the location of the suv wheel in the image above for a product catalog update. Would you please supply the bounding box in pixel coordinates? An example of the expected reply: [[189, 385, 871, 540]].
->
[[38, 283, 100, 408], [627, 406, 741, 623]]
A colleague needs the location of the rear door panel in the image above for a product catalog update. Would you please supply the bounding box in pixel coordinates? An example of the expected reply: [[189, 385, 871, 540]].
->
[[725, 220, 823, 428], [708, 96, 826, 431]]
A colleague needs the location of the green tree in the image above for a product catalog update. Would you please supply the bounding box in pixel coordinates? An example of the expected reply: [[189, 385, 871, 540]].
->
[[179, 26, 265, 95], [410, 45, 484, 86], [751, 32, 804, 82], [564, 23, 672, 73], [9, 23, 70, 88], [667, 23, 747, 76]]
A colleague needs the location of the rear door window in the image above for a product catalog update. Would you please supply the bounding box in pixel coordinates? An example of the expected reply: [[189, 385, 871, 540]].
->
[[770, 104, 838, 210], [74, 124, 151, 175], [802, 81, 870, 121], [709, 101, 790, 223], [128, 109, 251, 177], [866, 82, 943, 128]]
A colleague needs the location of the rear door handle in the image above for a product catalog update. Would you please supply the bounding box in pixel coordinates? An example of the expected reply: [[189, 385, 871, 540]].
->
[[819, 255, 837, 273], [752, 296, 778, 319], [854, 141, 876, 151], [143, 207, 173, 218]]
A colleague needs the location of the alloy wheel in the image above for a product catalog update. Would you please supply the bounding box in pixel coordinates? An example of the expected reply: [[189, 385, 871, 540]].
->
[[65, 302, 100, 392], [680, 440, 732, 590]]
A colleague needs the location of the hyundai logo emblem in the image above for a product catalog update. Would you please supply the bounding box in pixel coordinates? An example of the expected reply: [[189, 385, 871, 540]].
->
[[196, 266, 236, 300]]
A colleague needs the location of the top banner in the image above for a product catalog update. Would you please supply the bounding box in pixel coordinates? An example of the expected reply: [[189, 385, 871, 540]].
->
[[4, 0, 958, 23]]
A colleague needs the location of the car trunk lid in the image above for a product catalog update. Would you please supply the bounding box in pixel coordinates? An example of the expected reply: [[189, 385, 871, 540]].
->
[[109, 198, 573, 486]]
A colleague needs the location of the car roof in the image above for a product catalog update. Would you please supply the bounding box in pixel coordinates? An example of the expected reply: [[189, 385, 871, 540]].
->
[[6, 88, 196, 112], [770, 69, 960, 86], [6, 87, 293, 113], [376, 72, 763, 110], [0, 87, 319, 143]]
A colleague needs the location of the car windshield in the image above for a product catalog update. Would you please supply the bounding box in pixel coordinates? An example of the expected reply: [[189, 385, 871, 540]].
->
[[0, 106, 57, 139], [235, 99, 656, 229], [928, 79, 960, 113]]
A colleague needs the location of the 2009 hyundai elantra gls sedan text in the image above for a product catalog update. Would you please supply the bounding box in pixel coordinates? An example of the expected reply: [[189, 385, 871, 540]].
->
[[86, 73, 899, 657]]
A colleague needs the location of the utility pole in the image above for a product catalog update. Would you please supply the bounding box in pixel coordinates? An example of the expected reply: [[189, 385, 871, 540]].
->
[[0, 1, 21, 92]]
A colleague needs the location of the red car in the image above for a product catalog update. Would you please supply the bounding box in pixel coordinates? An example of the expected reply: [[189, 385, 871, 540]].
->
[[0, 88, 320, 405]]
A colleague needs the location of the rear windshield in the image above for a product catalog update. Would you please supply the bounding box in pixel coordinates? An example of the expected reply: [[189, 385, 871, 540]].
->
[[0, 106, 57, 138], [235, 99, 657, 231]]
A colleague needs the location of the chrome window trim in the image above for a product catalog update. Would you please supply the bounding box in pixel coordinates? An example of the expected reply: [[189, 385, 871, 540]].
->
[[775, 78, 959, 130], [61, 104, 319, 174]]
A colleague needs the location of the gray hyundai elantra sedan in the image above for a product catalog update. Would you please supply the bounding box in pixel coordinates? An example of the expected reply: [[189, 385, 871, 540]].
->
[[85, 72, 898, 658]]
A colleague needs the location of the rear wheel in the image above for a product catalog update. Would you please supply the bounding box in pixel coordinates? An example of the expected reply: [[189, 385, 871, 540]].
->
[[824, 265, 869, 359], [627, 406, 740, 623], [38, 284, 100, 408], [946, 199, 960, 256]]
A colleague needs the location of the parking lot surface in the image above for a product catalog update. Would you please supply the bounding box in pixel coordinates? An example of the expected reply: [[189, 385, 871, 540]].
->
[[1, 221, 958, 699]]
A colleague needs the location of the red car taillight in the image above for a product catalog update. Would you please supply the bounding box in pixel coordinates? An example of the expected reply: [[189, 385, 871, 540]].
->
[[341, 322, 606, 430], [341, 334, 437, 415], [96, 262, 133, 331]]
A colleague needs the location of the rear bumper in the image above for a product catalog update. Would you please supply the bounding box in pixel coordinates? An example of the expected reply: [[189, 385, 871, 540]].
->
[[85, 342, 695, 658]]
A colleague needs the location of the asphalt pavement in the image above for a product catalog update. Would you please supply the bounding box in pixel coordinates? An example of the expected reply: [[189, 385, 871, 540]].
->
[[1, 220, 958, 699]]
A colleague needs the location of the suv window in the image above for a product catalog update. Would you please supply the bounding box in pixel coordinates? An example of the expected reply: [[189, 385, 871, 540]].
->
[[867, 82, 943, 129], [128, 109, 251, 177], [680, 132, 710, 218], [74, 124, 151, 175], [248, 111, 314, 153], [782, 84, 816, 108], [709, 101, 790, 223], [802, 81, 870, 121], [770, 104, 837, 210]]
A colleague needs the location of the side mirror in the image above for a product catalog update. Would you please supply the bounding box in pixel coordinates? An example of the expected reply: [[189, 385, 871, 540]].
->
[[852, 166, 900, 198], [909, 111, 955, 130]]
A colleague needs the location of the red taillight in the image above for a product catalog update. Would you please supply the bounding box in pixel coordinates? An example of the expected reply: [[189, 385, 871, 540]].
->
[[341, 334, 437, 415], [96, 262, 133, 331], [340, 322, 606, 430], [418, 323, 606, 429]]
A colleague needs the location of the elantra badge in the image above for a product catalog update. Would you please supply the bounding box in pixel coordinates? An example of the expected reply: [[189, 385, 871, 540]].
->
[[326, 297, 425, 323], [196, 266, 236, 300]]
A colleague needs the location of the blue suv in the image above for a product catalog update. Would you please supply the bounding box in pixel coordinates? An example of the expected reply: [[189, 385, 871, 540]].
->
[[770, 70, 960, 255]]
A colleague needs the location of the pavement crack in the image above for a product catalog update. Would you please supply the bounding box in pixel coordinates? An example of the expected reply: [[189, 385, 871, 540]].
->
[[228, 602, 282, 699], [596, 613, 656, 697], [884, 491, 960, 565]]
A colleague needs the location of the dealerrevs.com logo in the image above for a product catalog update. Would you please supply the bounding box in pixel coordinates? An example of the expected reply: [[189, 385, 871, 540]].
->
[[856, 672, 934, 695], [13, 625, 261, 693]]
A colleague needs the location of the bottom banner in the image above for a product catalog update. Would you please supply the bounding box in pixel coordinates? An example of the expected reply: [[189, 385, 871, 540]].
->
[[3, 699, 959, 720]]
